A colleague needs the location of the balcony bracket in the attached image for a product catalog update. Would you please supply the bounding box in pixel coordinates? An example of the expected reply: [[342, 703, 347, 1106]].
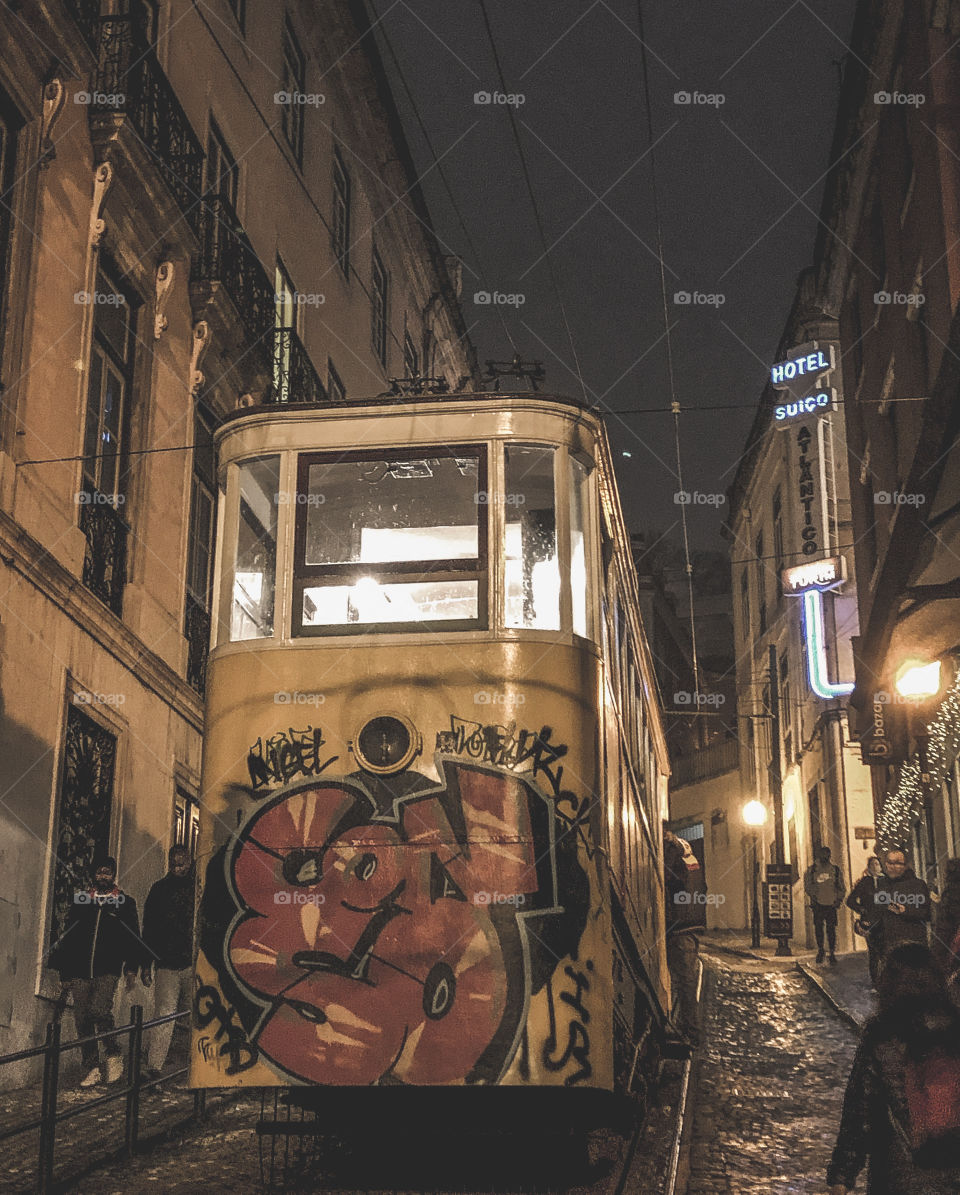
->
[[190, 321, 211, 396], [155, 261, 175, 340], [39, 78, 66, 169], [89, 160, 114, 247]]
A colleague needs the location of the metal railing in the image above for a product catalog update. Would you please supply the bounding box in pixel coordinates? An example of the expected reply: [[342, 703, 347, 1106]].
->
[[670, 738, 739, 789], [79, 493, 128, 616], [184, 593, 211, 696], [89, 11, 204, 232], [191, 193, 275, 369], [63, 0, 102, 52], [0, 1006, 205, 1193], [271, 327, 327, 405]]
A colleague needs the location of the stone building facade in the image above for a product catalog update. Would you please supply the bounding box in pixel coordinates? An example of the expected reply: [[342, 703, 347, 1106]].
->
[[0, 0, 475, 1070]]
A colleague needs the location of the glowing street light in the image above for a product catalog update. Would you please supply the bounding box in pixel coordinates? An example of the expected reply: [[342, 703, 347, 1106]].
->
[[742, 799, 768, 828], [742, 800, 768, 947], [895, 659, 942, 700]]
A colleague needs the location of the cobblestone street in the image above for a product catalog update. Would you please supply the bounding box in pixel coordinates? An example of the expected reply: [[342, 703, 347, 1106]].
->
[[685, 946, 861, 1194]]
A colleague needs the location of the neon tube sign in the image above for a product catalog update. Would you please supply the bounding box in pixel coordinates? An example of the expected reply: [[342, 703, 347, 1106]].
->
[[802, 589, 854, 700]]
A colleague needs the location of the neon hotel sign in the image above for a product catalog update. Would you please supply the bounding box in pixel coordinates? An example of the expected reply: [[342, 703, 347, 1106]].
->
[[770, 347, 836, 425]]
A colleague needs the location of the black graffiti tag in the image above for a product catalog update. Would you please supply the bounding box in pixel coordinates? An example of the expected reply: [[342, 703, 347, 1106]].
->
[[247, 726, 338, 791], [194, 985, 258, 1074], [542, 961, 593, 1086]]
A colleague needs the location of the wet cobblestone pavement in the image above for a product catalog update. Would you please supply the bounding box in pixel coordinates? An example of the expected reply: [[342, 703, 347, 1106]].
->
[[686, 947, 860, 1194]]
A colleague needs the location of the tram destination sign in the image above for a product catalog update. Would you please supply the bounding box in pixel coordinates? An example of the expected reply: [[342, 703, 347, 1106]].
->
[[762, 864, 794, 939]]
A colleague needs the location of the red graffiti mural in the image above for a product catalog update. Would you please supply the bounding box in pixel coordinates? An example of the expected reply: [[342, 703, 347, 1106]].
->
[[220, 760, 574, 1085]]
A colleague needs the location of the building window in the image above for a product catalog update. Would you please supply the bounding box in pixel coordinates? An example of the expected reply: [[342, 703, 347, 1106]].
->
[[772, 486, 784, 606], [332, 147, 351, 276], [205, 119, 239, 208], [371, 246, 389, 367], [80, 264, 134, 615], [292, 446, 486, 634], [404, 331, 418, 379], [280, 17, 305, 163], [185, 407, 216, 694], [274, 258, 296, 402], [327, 358, 345, 403], [49, 703, 117, 951], [755, 532, 766, 634], [740, 568, 750, 636], [174, 788, 201, 856], [0, 90, 22, 383], [227, 0, 245, 34]]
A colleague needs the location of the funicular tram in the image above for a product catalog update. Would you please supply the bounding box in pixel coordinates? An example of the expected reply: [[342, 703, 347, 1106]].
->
[[190, 387, 673, 1186]]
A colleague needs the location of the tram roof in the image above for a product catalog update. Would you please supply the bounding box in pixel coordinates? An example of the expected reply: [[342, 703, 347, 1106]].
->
[[217, 390, 600, 427]]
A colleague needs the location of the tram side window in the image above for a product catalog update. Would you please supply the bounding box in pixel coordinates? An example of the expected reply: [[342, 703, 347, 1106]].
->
[[504, 445, 559, 630], [293, 447, 485, 632], [230, 457, 280, 641], [569, 455, 590, 637]]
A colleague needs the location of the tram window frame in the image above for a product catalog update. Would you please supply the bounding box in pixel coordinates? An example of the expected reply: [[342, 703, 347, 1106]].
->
[[291, 444, 488, 636]]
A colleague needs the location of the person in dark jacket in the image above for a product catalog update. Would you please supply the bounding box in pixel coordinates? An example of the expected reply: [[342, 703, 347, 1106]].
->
[[48, 856, 143, 1087], [662, 823, 701, 1044], [876, 849, 932, 955], [803, 845, 845, 965], [847, 856, 884, 986], [827, 943, 960, 1194], [141, 846, 196, 1074], [932, 858, 960, 979]]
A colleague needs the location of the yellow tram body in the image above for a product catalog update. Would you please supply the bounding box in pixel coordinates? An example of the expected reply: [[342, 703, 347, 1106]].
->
[[191, 393, 671, 1102]]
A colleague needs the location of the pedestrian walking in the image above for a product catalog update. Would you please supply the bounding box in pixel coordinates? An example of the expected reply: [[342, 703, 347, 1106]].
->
[[48, 856, 143, 1087], [876, 848, 931, 955], [847, 856, 884, 986], [663, 823, 702, 1045], [827, 943, 960, 1194], [141, 845, 196, 1075], [803, 846, 845, 965], [931, 858, 960, 980]]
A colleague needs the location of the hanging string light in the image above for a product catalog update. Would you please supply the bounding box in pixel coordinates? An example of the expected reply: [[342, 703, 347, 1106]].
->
[[878, 664, 960, 847]]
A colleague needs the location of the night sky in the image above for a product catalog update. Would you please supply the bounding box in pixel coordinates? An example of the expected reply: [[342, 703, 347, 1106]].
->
[[368, 0, 858, 550]]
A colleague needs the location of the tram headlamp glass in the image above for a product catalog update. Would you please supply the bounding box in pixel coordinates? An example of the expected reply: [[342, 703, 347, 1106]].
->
[[354, 714, 421, 774]]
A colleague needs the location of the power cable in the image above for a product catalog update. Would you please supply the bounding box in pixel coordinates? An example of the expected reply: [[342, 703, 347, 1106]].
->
[[635, 0, 700, 696], [476, 0, 588, 403], [367, 0, 519, 355]]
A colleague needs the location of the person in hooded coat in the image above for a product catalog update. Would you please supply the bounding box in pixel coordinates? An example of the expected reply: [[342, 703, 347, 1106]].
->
[[827, 943, 960, 1194]]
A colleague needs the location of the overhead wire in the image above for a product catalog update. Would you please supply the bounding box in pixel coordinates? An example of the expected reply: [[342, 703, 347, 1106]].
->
[[476, 0, 588, 404], [635, 0, 701, 697], [367, 0, 519, 355]]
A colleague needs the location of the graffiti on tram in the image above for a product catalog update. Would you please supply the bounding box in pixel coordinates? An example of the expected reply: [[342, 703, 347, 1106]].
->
[[196, 716, 597, 1087]]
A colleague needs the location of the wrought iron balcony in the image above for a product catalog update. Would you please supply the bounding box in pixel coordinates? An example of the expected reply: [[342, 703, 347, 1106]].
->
[[79, 493, 128, 616], [191, 194, 275, 368], [63, 0, 102, 52], [87, 8, 204, 231], [184, 592, 211, 696], [271, 327, 327, 405]]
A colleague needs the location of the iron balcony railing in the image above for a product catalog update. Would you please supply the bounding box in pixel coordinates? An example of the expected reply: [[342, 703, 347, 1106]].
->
[[184, 592, 211, 696], [86, 7, 204, 232], [79, 492, 128, 617], [191, 193, 275, 369], [271, 326, 327, 405], [670, 737, 739, 789]]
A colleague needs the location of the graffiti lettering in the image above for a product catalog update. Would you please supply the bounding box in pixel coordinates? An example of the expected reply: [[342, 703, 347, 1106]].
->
[[542, 960, 593, 1086], [200, 761, 588, 1087], [193, 985, 258, 1074], [246, 726, 338, 791]]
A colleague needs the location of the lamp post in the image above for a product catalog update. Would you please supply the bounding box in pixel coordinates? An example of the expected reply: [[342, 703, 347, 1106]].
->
[[743, 800, 768, 949]]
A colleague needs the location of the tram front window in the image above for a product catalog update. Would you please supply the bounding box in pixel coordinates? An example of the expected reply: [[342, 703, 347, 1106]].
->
[[504, 445, 560, 630], [294, 447, 485, 632], [230, 456, 279, 641]]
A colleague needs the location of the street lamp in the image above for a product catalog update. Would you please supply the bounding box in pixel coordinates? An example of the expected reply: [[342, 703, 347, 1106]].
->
[[895, 659, 942, 700], [743, 800, 768, 948]]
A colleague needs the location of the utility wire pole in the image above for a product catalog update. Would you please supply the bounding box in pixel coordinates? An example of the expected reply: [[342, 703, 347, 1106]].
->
[[768, 644, 792, 956]]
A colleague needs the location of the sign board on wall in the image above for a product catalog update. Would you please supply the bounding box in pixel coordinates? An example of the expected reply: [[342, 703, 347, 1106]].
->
[[859, 696, 909, 765], [782, 556, 846, 595]]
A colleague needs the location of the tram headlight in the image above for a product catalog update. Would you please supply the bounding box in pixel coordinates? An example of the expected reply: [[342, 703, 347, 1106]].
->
[[352, 714, 421, 775]]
